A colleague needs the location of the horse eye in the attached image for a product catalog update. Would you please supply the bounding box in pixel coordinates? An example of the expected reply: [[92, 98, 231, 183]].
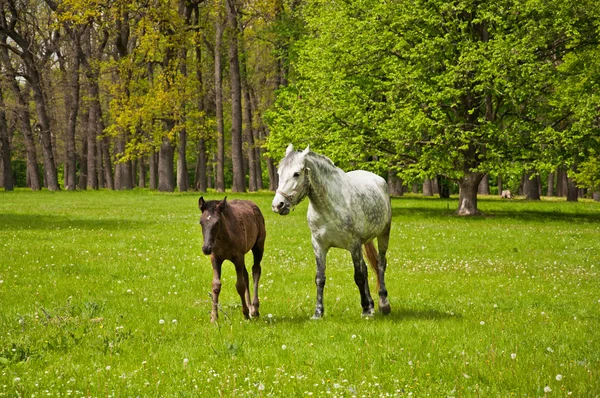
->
[[293, 172, 300, 178]]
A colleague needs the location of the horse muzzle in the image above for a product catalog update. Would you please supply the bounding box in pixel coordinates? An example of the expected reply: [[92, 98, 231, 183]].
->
[[271, 194, 291, 215], [202, 245, 212, 255]]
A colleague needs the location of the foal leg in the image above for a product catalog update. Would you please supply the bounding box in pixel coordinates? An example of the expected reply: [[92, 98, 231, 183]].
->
[[233, 256, 252, 320], [311, 238, 327, 319], [351, 245, 375, 316], [250, 242, 264, 318], [210, 256, 224, 323], [377, 225, 392, 314]]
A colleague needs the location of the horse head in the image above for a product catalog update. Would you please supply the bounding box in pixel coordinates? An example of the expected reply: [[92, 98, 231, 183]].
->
[[272, 144, 311, 215], [199, 196, 227, 255]]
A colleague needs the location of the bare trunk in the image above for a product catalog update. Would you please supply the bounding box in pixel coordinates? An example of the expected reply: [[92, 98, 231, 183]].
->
[[546, 172, 554, 197], [387, 171, 403, 196], [138, 157, 146, 188], [422, 178, 433, 196], [566, 165, 578, 202], [1, 61, 40, 189], [214, 12, 225, 192], [227, 0, 245, 192], [63, 45, 81, 191], [497, 175, 502, 195], [524, 171, 541, 200], [101, 135, 114, 189], [194, 139, 207, 192], [87, 81, 101, 190], [149, 149, 158, 190], [477, 174, 490, 195], [78, 129, 88, 189], [0, 87, 13, 191], [158, 135, 175, 192], [177, 129, 189, 192], [556, 166, 568, 197], [457, 172, 484, 215]]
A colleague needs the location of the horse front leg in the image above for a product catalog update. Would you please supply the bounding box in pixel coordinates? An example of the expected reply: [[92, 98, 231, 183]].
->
[[351, 245, 375, 317], [250, 243, 264, 318], [311, 239, 327, 319], [233, 256, 252, 320], [210, 256, 224, 323]]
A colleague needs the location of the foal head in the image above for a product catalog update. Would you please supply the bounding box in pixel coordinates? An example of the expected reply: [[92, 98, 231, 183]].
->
[[272, 144, 311, 215], [198, 196, 227, 255]]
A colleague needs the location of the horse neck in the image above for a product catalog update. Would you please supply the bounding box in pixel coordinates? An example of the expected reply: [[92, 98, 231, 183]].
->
[[305, 154, 347, 211]]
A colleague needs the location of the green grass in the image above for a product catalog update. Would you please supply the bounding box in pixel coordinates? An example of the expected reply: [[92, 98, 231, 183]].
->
[[0, 189, 599, 396]]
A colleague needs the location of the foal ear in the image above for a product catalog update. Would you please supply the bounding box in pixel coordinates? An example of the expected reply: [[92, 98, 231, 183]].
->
[[199, 196, 206, 211], [217, 196, 228, 211], [301, 145, 310, 156], [285, 143, 294, 156]]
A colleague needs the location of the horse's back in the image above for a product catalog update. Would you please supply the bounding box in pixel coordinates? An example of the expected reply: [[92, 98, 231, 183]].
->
[[345, 170, 391, 240], [229, 200, 266, 249]]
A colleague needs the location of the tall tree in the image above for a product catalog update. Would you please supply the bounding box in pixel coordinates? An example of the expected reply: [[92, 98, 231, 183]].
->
[[214, 1, 225, 192], [226, 0, 245, 192], [0, 85, 13, 191], [0, 33, 40, 190], [0, 0, 60, 190]]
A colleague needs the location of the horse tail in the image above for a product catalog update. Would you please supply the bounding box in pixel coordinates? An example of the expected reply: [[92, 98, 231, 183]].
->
[[363, 241, 380, 292]]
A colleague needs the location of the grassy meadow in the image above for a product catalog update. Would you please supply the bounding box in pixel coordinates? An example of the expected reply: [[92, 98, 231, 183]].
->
[[0, 189, 599, 397]]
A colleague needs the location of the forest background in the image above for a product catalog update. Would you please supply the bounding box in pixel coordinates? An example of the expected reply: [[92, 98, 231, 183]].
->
[[1, 0, 599, 215]]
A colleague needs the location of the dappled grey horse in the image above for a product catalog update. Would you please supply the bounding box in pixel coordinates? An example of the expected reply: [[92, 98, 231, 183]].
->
[[272, 144, 392, 318]]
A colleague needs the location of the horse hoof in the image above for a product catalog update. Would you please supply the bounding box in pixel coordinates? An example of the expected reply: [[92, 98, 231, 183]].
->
[[361, 308, 375, 317], [379, 300, 391, 315], [311, 312, 323, 320]]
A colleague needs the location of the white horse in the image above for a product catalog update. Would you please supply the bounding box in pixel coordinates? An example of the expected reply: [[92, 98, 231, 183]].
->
[[272, 144, 392, 318]]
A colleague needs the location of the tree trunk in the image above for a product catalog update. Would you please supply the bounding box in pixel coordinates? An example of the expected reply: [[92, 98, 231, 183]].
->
[[194, 138, 207, 192], [226, 0, 245, 192], [387, 171, 403, 196], [77, 108, 90, 189], [86, 80, 101, 190], [214, 10, 225, 192], [556, 166, 568, 197], [546, 171, 554, 197], [29, 67, 59, 191], [524, 171, 541, 200], [497, 175, 503, 196], [477, 174, 490, 195], [177, 128, 189, 192], [243, 86, 257, 191], [0, 87, 13, 191], [149, 149, 158, 190], [101, 135, 114, 189], [65, 47, 81, 191], [158, 136, 175, 192], [138, 157, 146, 188], [566, 166, 578, 202], [457, 172, 484, 215], [422, 178, 433, 196], [0, 45, 41, 190]]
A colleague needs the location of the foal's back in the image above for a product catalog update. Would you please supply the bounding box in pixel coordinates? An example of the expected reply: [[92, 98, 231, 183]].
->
[[226, 200, 266, 255]]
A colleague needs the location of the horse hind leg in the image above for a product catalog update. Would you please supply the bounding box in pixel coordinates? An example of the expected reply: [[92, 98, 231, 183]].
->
[[250, 242, 264, 318], [233, 257, 252, 320], [352, 245, 375, 317], [376, 226, 392, 315]]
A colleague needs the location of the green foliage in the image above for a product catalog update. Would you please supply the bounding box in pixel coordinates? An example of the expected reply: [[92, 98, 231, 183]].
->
[[266, 0, 600, 189], [1, 190, 599, 395]]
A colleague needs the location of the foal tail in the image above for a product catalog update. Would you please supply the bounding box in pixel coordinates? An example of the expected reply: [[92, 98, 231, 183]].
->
[[363, 241, 380, 292]]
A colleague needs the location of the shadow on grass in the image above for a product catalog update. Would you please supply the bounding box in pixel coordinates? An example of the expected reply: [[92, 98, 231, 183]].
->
[[386, 306, 461, 322], [392, 197, 600, 223], [0, 213, 143, 231]]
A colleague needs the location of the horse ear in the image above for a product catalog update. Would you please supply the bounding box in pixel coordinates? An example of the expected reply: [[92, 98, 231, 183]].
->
[[217, 196, 228, 211], [199, 196, 206, 211], [301, 145, 310, 156], [285, 144, 294, 156]]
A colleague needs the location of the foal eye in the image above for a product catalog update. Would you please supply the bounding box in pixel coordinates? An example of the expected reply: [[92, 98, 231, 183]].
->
[[293, 172, 300, 178]]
